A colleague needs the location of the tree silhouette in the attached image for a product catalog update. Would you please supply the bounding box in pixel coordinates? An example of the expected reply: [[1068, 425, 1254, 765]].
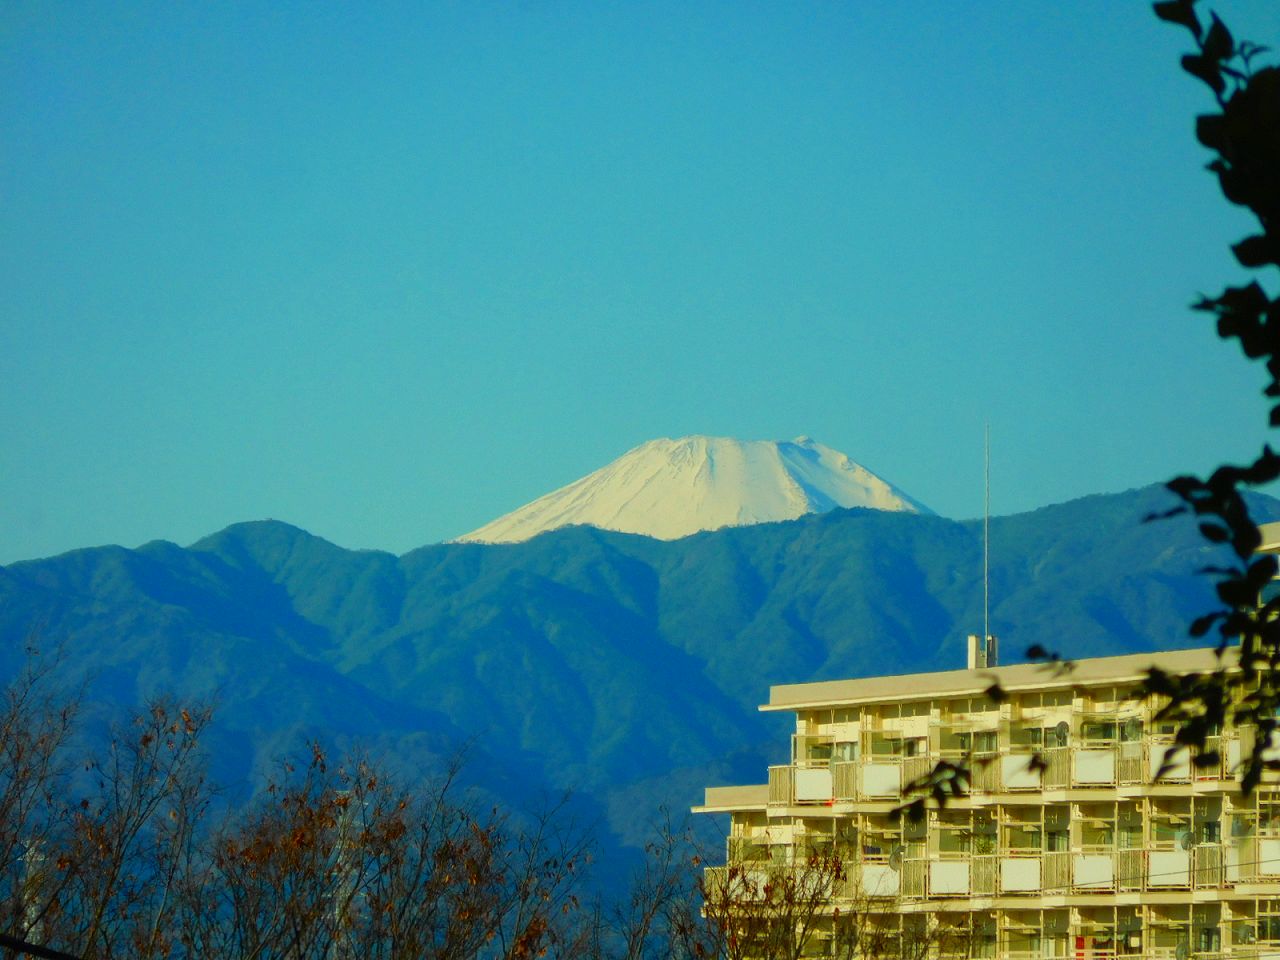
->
[[1130, 0, 1280, 792]]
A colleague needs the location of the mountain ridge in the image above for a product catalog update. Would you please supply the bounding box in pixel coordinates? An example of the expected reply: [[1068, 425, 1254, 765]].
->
[[2, 482, 1274, 891]]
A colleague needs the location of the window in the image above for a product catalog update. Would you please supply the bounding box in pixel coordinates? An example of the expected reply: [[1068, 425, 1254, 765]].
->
[[1082, 721, 1117, 743], [1258, 902, 1280, 943], [1260, 794, 1280, 835], [1014, 725, 1043, 747], [871, 735, 900, 757], [832, 741, 857, 763], [806, 741, 832, 763], [1003, 823, 1041, 852], [1199, 927, 1221, 953], [903, 737, 927, 757], [1261, 916, 1280, 943]]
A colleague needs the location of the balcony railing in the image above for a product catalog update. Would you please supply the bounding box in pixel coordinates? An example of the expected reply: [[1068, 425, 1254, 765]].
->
[[972, 854, 997, 895], [1044, 850, 1071, 891], [1043, 746, 1070, 788], [700, 862, 848, 903], [902, 755, 932, 787], [1117, 743, 1143, 784], [1117, 848, 1145, 891], [901, 858, 926, 897], [781, 843, 1247, 905], [767, 733, 1244, 807], [971, 753, 1000, 793], [768, 765, 792, 805], [1194, 843, 1225, 887]]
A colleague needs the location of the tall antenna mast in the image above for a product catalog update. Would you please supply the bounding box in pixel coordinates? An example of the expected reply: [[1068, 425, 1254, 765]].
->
[[967, 425, 995, 670], [984, 423, 990, 650]]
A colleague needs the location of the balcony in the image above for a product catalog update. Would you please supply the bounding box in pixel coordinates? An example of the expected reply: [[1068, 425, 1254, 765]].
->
[[888, 847, 1226, 896], [769, 733, 1243, 808], [700, 861, 851, 903], [988, 845, 1232, 895], [1229, 834, 1280, 882], [726, 835, 771, 864]]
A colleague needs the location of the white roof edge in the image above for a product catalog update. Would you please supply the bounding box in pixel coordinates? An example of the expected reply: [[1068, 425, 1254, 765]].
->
[[761, 646, 1234, 712], [694, 783, 770, 812]]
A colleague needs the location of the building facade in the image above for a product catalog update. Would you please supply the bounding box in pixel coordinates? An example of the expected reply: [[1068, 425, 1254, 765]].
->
[[695, 646, 1280, 960]]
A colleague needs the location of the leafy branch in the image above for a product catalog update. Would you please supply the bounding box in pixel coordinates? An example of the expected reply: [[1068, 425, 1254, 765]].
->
[[1137, 0, 1280, 789]]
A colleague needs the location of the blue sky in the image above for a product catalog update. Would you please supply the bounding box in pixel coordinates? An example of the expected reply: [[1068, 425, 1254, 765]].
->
[[3, 2, 1279, 564]]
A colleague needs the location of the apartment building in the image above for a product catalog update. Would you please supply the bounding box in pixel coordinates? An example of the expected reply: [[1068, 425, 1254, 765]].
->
[[695, 644, 1280, 960]]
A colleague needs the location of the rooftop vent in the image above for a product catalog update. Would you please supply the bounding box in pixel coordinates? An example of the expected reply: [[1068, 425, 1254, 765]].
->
[[967, 634, 999, 670]]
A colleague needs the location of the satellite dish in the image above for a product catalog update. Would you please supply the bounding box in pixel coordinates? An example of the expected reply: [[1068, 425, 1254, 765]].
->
[[1123, 718, 1141, 741], [1178, 829, 1195, 851], [1175, 941, 1189, 960], [1054, 721, 1070, 747], [888, 845, 905, 871]]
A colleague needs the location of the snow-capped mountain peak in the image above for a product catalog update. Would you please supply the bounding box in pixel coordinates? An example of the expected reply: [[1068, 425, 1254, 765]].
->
[[456, 435, 931, 544]]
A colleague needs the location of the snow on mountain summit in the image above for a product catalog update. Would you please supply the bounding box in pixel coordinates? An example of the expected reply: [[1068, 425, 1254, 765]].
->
[[456, 436, 932, 544]]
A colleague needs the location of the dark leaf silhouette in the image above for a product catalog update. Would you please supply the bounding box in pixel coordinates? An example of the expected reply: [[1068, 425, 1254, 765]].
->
[[1153, 0, 1202, 40]]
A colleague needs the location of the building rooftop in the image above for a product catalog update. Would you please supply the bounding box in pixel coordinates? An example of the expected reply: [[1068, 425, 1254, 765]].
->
[[1261, 520, 1280, 553], [762, 645, 1233, 712], [694, 783, 769, 812]]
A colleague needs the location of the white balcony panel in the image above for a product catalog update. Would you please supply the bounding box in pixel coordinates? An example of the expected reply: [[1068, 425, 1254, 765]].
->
[[794, 768, 833, 802], [1148, 849, 1191, 886], [1001, 754, 1041, 790], [726, 869, 771, 900], [930, 860, 970, 895], [861, 863, 900, 897], [1148, 747, 1191, 780], [1000, 857, 1041, 891], [1226, 842, 1241, 882], [1073, 749, 1115, 784], [1073, 853, 1113, 888], [862, 763, 901, 797], [1260, 838, 1280, 875]]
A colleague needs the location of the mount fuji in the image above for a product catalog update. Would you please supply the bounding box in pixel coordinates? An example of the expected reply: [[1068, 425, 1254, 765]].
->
[[457, 435, 933, 544]]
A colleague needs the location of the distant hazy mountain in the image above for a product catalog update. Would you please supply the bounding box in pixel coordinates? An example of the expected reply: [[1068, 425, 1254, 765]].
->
[[457, 435, 932, 544], [0, 483, 1271, 892]]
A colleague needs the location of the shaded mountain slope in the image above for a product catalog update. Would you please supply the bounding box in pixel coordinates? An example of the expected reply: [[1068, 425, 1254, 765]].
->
[[1, 482, 1271, 888]]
